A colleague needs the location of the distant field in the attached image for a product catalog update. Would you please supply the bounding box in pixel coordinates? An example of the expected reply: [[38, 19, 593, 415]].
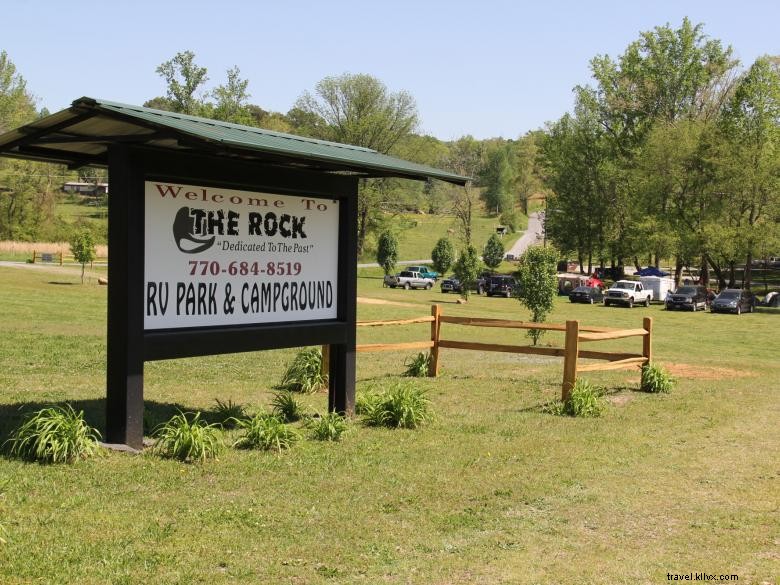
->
[[0, 264, 777, 584]]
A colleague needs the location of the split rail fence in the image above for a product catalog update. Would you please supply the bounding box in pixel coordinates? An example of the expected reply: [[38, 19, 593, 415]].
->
[[330, 305, 653, 401]]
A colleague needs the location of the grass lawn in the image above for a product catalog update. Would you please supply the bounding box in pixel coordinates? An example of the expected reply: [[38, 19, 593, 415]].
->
[[0, 265, 777, 584]]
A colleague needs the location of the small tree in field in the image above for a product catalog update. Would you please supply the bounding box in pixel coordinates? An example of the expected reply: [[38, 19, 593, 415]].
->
[[482, 233, 505, 271], [376, 231, 398, 276], [453, 245, 482, 301], [69, 229, 96, 284], [515, 245, 558, 345], [431, 237, 454, 275]]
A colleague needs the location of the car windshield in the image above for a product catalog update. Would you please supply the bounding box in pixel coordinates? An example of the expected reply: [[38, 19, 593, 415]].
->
[[572, 286, 591, 293], [676, 287, 697, 295], [614, 282, 635, 290], [399, 272, 414, 277], [718, 291, 740, 299]]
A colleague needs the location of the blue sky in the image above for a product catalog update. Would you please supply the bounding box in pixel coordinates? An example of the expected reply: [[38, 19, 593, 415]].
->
[[2, 0, 778, 140]]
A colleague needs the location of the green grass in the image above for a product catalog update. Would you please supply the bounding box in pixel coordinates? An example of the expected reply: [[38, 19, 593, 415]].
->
[[0, 265, 778, 583]]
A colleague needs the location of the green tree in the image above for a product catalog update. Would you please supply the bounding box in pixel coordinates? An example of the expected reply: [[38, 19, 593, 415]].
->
[[210, 66, 253, 125], [70, 229, 96, 284], [0, 51, 36, 133], [482, 233, 505, 271], [156, 51, 209, 115], [445, 136, 485, 247], [452, 245, 482, 301], [292, 73, 419, 255], [375, 231, 398, 276], [430, 237, 454, 275], [515, 246, 558, 345], [480, 145, 515, 215]]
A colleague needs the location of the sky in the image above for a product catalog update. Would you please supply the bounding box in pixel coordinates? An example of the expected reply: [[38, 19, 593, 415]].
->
[[2, 0, 778, 141]]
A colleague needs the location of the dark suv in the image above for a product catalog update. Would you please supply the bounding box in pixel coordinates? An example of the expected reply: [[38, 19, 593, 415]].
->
[[711, 289, 755, 315], [665, 285, 709, 312], [485, 275, 517, 298]]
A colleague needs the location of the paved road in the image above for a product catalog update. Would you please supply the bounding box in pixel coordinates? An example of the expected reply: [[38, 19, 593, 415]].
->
[[506, 211, 544, 259]]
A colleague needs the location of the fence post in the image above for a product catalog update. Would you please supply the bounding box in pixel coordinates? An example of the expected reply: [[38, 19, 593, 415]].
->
[[642, 317, 653, 366], [562, 320, 579, 402], [32, 250, 37, 264], [59, 251, 63, 266], [321, 345, 330, 381], [428, 304, 441, 377]]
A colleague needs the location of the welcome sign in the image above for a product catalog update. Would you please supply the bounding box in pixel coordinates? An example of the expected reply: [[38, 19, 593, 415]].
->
[[144, 181, 340, 329]]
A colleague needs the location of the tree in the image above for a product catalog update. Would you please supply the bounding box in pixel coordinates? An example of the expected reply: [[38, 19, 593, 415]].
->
[[430, 237, 454, 276], [210, 66, 253, 125], [292, 73, 419, 255], [156, 51, 209, 115], [70, 229, 96, 284], [452, 245, 482, 301], [375, 231, 398, 276], [445, 136, 485, 247], [480, 145, 515, 215], [515, 246, 558, 345], [482, 233, 505, 271], [0, 51, 36, 133]]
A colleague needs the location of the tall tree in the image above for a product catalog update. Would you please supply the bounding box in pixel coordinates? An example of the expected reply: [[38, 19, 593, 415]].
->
[[210, 66, 252, 125], [156, 51, 209, 115], [480, 144, 515, 215], [482, 233, 505, 271], [292, 74, 419, 255]]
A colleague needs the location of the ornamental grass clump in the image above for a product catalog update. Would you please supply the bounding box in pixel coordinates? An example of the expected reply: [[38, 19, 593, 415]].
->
[[640, 364, 675, 393], [233, 413, 300, 453], [278, 347, 327, 393], [361, 381, 432, 429], [5, 404, 102, 464], [212, 398, 248, 429], [151, 411, 223, 463], [403, 352, 431, 377], [270, 391, 305, 423], [308, 412, 349, 442], [547, 379, 604, 418]]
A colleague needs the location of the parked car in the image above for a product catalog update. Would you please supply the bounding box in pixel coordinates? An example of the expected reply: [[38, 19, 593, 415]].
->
[[569, 285, 604, 304], [665, 285, 709, 312], [385, 271, 435, 290], [485, 275, 518, 298], [405, 265, 439, 280], [439, 274, 488, 294], [604, 280, 653, 307], [710, 289, 755, 314]]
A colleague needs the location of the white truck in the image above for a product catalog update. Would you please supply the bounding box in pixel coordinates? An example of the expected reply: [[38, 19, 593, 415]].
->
[[604, 280, 653, 308], [384, 270, 435, 290]]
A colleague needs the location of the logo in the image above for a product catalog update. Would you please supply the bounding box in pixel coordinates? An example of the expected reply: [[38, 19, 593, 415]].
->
[[172, 206, 215, 254]]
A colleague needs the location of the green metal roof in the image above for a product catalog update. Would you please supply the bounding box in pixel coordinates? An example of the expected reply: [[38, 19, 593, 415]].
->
[[0, 97, 468, 185]]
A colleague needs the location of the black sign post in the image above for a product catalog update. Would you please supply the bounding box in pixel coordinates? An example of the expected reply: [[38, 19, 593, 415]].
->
[[105, 145, 358, 448]]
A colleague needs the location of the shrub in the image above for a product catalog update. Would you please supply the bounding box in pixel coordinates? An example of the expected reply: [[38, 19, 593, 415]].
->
[[151, 411, 223, 463], [278, 347, 326, 393], [309, 412, 349, 442], [547, 379, 604, 417], [453, 245, 483, 300], [376, 231, 398, 276], [403, 352, 431, 377], [271, 391, 305, 422], [482, 233, 505, 271], [431, 237, 454, 275], [355, 388, 383, 416], [640, 364, 675, 393], [233, 414, 300, 452], [361, 381, 432, 429], [212, 398, 247, 429], [5, 404, 102, 464]]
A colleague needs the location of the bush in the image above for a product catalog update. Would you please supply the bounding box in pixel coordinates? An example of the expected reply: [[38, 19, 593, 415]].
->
[[640, 364, 675, 393], [431, 237, 454, 275], [5, 404, 102, 464], [482, 233, 505, 271], [403, 352, 431, 377], [278, 347, 326, 393], [361, 381, 432, 429], [308, 412, 349, 442], [376, 231, 398, 276], [547, 379, 604, 417], [233, 414, 300, 452], [151, 411, 223, 463], [355, 388, 383, 416], [271, 391, 305, 422], [212, 398, 247, 429]]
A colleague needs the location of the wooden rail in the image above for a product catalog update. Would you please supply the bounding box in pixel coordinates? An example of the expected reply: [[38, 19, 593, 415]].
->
[[323, 306, 653, 401]]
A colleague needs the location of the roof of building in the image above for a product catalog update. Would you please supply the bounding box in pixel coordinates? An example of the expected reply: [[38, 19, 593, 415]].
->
[[0, 97, 467, 185]]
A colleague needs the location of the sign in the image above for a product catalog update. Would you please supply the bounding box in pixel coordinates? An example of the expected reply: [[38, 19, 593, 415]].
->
[[144, 181, 339, 329]]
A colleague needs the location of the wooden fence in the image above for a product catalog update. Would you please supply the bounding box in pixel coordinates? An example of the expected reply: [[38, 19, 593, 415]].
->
[[31, 250, 108, 267], [332, 305, 652, 401]]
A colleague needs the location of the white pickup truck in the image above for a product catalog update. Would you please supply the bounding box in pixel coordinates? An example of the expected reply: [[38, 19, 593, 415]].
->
[[384, 270, 435, 290], [604, 280, 653, 307]]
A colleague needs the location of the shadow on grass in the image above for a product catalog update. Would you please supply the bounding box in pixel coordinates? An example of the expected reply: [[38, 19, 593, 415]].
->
[[0, 398, 235, 445], [47, 281, 77, 286]]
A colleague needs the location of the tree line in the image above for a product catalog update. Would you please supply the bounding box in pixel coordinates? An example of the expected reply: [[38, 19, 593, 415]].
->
[[539, 18, 779, 289]]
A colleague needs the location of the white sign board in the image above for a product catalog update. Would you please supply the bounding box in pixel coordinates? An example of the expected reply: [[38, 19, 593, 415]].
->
[[144, 181, 339, 329]]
